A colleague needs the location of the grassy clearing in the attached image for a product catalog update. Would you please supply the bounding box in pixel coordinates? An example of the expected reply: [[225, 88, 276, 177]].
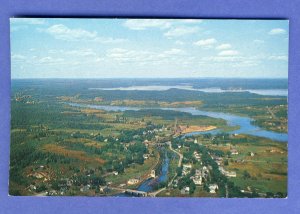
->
[[106, 152, 159, 187], [204, 135, 287, 194], [42, 144, 105, 165]]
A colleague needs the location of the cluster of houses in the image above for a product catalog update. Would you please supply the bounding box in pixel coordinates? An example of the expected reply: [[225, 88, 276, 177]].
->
[[219, 166, 237, 177], [182, 164, 192, 176], [193, 151, 201, 162], [191, 169, 203, 185], [180, 164, 214, 194]]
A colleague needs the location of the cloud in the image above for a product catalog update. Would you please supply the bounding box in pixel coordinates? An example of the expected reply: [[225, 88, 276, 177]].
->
[[269, 28, 286, 35], [44, 24, 126, 43], [253, 39, 265, 44], [175, 40, 185, 45], [201, 56, 243, 62], [164, 26, 199, 37], [45, 24, 97, 41], [268, 55, 288, 61], [11, 54, 26, 60], [123, 19, 171, 30], [218, 50, 239, 56], [216, 43, 231, 50], [10, 18, 46, 25], [163, 48, 185, 55], [180, 19, 203, 24], [194, 38, 217, 47], [49, 49, 97, 57], [105, 47, 186, 65], [38, 56, 65, 64]]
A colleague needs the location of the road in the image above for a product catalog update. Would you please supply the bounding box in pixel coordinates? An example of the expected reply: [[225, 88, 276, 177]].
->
[[148, 187, 166, 197], [167, 142, 183, 167], [267, 107, 277, 120]]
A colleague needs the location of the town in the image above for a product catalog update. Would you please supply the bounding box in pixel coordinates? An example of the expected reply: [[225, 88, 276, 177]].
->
[[10, 81, 287, 198]]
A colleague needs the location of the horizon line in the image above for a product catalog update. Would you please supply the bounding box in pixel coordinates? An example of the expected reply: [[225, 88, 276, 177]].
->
[[11, 77, 288, 80]]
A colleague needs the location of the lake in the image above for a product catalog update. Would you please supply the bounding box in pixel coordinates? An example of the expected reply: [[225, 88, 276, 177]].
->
[[89, 85, 288, 96]]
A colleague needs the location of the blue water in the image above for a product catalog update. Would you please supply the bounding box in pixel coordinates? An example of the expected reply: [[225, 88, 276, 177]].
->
[[68, 102, 288, 196], [114, 152, 169, 196], [89, 86, 288, 96], [137, 152, 169, 192], [67, 103, 287, 142]]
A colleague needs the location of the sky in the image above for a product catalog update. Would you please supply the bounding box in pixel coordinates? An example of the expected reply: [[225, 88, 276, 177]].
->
[[10, 18, 288, 79]]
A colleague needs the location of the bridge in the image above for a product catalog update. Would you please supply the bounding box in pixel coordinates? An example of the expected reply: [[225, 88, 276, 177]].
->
[[148, 187, 166, 197], [110, 187, 148, 197]]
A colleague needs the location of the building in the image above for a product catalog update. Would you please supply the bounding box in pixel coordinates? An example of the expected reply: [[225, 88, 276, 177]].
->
[[226, 171, 237, 177], [219, 166, 237, 177], [209, 184, 219, 194], [80, 184, 90, 192], [143, 154, 150, 159], [127, 178, 139, 185], [231, 149, 239, 155], [150, 170, 156, 178], [193, 176, 202, 185], [182, 164, 193, 176]]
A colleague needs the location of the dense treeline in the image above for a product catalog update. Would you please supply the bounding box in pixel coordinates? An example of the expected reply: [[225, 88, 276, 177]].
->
[[12, 79, 287, 108], [123, 109, 214, 120], [11, 102, 109, 130]]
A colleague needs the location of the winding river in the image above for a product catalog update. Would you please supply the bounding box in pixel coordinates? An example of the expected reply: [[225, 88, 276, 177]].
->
[[67, 102, 287, 142], [67, 102, 287, 196]]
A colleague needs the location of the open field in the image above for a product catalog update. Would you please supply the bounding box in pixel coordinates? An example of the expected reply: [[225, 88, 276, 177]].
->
[[10, 79, 287, 197], [42, 144, 106, 165], [202, 134, 287, 194], [181, 125, 217, 134]]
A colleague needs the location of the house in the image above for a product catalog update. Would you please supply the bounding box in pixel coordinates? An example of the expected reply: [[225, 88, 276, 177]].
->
[[231, 149, 239, 155], [183, 164, 192, 169], [180, 186, 190, 194], [182, 164, 192, 175], [143, 154, 150, 159], [226, 171, 237, 177], [219, 166, 237, 177], [28, 184, 36, 191], [209, 184, 219, 194], [195, 169, 202, 176], [193, 176, 202, 185], [250, 152, 255, 157], [112, 171, 119, 176], [127, 178, 139, 185], [150, 170, 156, 178], [99, 186, 110, 194], [80, 184, 90, 192], [202, 166, 209, 179]]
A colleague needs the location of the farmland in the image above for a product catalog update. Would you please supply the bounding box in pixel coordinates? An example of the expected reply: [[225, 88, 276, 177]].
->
[[10, 78, 287, 197]]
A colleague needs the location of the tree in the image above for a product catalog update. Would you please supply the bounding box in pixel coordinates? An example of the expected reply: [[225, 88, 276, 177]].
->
[[176, 167, 182, 176], [189, 182, 196, 194], [243, 170, 251, 179]]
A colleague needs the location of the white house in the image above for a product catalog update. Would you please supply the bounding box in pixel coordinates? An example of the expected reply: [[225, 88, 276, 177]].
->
[[127, 178, 139, 185], [209, 184, 219, 194], [193, 176, 202, 185]]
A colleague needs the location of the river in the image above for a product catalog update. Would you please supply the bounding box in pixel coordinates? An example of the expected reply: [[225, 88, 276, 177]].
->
[[114, 151, 169, 196], [67, 103, 287, 142], [67, 102, 287, 196]]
